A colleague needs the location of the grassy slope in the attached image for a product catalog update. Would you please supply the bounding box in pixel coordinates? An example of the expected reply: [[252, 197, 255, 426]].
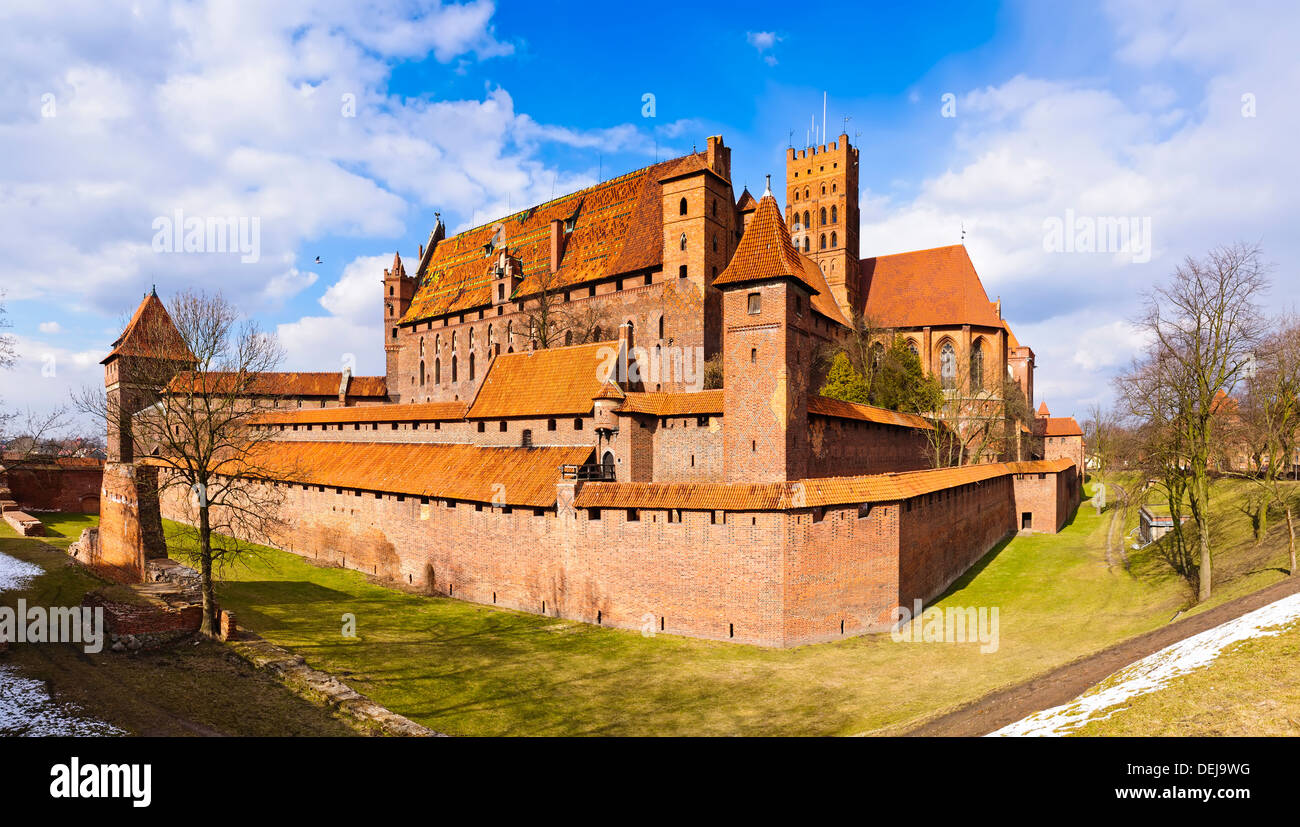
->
[[1073, 620, 1300, 736], [0, 516, 358, 737], [179, 478, 1294, 737]]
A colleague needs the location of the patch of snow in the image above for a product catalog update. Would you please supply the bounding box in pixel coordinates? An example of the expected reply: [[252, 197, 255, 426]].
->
[[0, 550, 122, 736], [0, 665, 124, 736], [0, 551, 42, 592], [990, 591, 1300, 736]]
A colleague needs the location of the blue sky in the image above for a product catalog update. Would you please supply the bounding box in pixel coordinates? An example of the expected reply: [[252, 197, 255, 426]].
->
[[3, 0, 1299, 430]]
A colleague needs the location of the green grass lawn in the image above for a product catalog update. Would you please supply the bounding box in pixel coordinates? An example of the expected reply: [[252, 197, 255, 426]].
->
[[1, 515, 358, 736], [154, 477, 1295, 736]]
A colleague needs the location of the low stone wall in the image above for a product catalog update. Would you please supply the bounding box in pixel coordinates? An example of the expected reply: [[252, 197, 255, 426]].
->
[[81, 592, 202, 650], [3, 510, 44, 536]]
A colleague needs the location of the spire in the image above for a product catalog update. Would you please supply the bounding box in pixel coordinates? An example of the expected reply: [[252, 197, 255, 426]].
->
[[763, 174, 771, 197]]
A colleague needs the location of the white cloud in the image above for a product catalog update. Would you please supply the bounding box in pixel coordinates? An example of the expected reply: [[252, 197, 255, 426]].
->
[[746, 31, 781, 64], [277, 254, 393, 376], [38, 322, 61, 334]]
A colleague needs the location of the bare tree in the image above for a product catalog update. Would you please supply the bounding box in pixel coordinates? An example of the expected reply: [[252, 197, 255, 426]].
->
[[1231, 316, 1300, 572], [1132, 242, 1270, 600], [520, 268, 611, 349], [0, 290, 15, 371], [76, 289, 292, 637], [1083, 402, 1119, 478]]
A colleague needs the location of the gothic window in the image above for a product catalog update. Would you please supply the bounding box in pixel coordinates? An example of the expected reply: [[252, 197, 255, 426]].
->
[[451, 355, 458, 382], [658, 315, 665, 338], [907, 340, 919, 357], [819, 234, 826, 250], [419, 337, 425, 359], [602, 451, 615, 479], [940, 342, 957, 389], [469, 328, 475, 350], [820, 207, 827, 225], [679, 197, 688, 216], [470, 352, 476, 381], [831, 205, 837, 223], [435, 358, 441, 384], [804, 187, 809, 199], [970, 340, 984, 390], [821, 184, 826, 195], [803, 237, 810, 252], [832, 183, 837, 193], [803, 210, 810, 229], [679, 233, 687, 251], [830, 232, 837, 247], [419, 360, 425, 385]]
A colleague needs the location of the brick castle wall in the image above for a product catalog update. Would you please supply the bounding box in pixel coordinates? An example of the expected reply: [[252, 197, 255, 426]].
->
[[4, 466, 104, 513]]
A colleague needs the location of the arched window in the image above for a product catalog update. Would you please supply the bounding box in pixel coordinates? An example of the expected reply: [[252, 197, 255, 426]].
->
[[970, 340, 984, 390], [821, 184, 826, 195], [679, 197, 688, 216], [679, 233, 687, 251], [419, 360, 425, 385], [435, 358, 441, 384], [803, 237, 810, 252], [830, 205, 837, 223], [819, 234, 826, 250], [802, 210, 810, 229], [658, 315, 665, 339], [907, 340, 919, 357], [470, 352, 476, 380], [803, 187, 809, 199], [419, 337, 425, 359], [820, 207, 827, 225], [469, 327, 475, 351], [832, 183, 837, 193], [792, 190, 798, 202], [451, 355, 458, 382], [487, 324, 493, 352], [601, 450, 615, 479], [940, 342, 957, 389], [434, 333, 440, 352], [830, 232, 837, 247], [451, 331, 457, 352]]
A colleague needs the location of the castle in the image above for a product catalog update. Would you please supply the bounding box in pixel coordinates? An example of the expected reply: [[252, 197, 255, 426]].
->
[[94, 133, 1084, 647]]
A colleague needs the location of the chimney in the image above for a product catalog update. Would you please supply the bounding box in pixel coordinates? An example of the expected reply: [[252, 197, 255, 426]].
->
[[617, 322, 631, 388], [706, 135, 730, 180], [338, 366, 352, 404], [549, 218, 566, 273]]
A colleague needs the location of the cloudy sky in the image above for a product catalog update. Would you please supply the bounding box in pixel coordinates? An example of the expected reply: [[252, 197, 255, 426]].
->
[[1, 0, 1297, 429]]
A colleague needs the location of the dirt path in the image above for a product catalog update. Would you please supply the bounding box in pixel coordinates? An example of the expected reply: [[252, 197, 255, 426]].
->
[[904, 572, 1300, 736]]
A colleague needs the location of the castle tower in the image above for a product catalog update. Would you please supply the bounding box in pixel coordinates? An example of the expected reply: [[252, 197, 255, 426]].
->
[[714, 184, 816, 483], [785, 133, 859, 317], [384, 249, 417, 401]]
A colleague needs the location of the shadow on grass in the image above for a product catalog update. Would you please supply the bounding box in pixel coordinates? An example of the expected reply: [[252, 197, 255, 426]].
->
[[931, 533, 1016, 602], [218, 580, 352, 604]]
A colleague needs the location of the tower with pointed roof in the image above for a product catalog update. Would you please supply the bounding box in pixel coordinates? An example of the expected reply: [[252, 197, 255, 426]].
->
[[785, 133, 859, 318], [384, 249, 417, 402]]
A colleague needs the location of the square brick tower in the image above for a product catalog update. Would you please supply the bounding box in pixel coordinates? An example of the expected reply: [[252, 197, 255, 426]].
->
[[383, 249, 417, 401], [785, 133, 859, 318], [715, 184, 816, 483]]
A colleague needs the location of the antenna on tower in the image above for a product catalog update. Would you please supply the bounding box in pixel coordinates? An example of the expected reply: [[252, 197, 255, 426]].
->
[[960, 221, 967, 243], [843, 114, 852, 136], [787, 130, 794, 149], [822, 92, 827, 144]]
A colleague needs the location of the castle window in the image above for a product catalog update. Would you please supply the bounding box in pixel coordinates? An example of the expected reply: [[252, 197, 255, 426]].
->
[[419, 360, 425, 386], [679, 197, 687, 216], [803, 237, 810, 252], [588, 508, 601, 520], [477, 421, 486, 432], [521, 429, 532, 447], [820, 207, 826, 225], [469, 353, 476, 380], [497, 284, 504, 301], [548, 418, 557, 431], [711, 198, 717, 216], [679, 233, 687, 251], [574, 418, 583, 430], [451, 355, 458, 382], [940, 342, 957, 389], [970, 341, 985, 390], [858, 503, 873, 519], [819, 234, 826, 250], [627, 509, 640, 522], [712, 235, 717, 252], [830, 232, 837, 247], [679, 265, 687, 278], [750, 347, 757, 363], [499, 420, 507, 432], [435, 358, 441, 384], [803, 210, 810, 229], [658, 316, 664, 338], [832, 182, 837, 192], [747, 292, 761, 314], [831, 205, 837, 223]]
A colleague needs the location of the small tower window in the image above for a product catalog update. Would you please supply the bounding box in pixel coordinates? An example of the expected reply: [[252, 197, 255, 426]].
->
[[747, 292, 761, 314], [679, 233, 687, 251], [679, 264, 687, 278], [679, 197, 687, 216]]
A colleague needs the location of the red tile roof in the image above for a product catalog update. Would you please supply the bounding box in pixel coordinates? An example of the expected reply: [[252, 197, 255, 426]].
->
[[713, 193, 849, 326], [195, 441, 593, 508], [1036, 401, 1050, 416], [167, 372, 387, 398], [735, 188, 758, 213], [806, 395, 934, 430], [859, 245, 1003, 329], [466, 340, 619, 418], [102, 292, 195, 364], [1041, 417, 1083, 437], [616, 390, 724, 416], [403, 153, 712, 322], [574, 458, 1077, 511]]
